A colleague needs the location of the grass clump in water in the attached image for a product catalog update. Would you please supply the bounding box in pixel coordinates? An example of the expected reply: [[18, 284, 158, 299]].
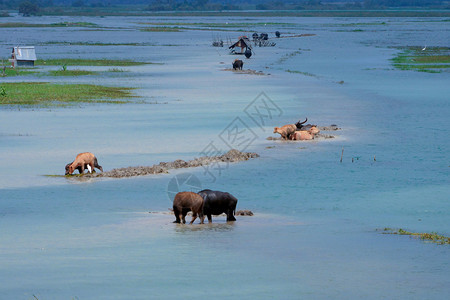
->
[[391, 46, 450, 73], [382, 228, 450, 245], [140, 26, 182, 32], [0, 82, 135, 106], [48, 69, 97, 76], [36, 59, 153, 67], [0, 67, 37, 77]]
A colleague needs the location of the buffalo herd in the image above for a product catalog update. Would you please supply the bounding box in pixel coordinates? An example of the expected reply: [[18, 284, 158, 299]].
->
[[274, 118, 320, 141], [173, 189, 238, 224]]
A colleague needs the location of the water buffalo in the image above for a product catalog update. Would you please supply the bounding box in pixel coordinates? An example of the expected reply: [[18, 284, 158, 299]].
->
[[232, 59, 244, 70], [173, 192, 205, 224], [295, 118, 308, 130], [291, 126, 320, 140], [65, 152, 103, 175], [198, 189, 238, 223], [273, 124, 297, 140], [275, 31, 281, 38]]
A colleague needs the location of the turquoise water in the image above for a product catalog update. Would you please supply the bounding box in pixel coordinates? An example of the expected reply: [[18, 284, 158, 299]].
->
[[0, 15, 449, 299]]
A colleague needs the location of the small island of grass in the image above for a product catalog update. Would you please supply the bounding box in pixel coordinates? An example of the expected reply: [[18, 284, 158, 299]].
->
[[0, 82, 135, 106], [35, 58, 157, 67], [382, 228, 450, 245], [391, 46, 450, 73]]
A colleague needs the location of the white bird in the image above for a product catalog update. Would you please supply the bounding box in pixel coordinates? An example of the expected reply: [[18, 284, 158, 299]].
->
[[86, 164, 92, 173], [422, 46, 427, 51]]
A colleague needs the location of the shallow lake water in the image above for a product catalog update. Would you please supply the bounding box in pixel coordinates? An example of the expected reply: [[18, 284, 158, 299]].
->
[[0, 15, 449, 299]]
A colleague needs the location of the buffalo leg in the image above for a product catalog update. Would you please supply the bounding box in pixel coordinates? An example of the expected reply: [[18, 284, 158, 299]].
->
[[207, 214, 212, 223], [173, 207, 181, 223], [227, 207, 236, 221]]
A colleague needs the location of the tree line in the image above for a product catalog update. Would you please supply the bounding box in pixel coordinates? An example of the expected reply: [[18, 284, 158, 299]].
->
[[1, 0, 448, 16]]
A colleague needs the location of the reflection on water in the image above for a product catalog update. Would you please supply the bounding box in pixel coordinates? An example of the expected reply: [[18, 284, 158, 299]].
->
[[174, 221, 236, 233]]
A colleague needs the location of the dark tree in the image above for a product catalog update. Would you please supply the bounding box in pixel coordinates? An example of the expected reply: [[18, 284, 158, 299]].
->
[[19, 1, 40, 16]]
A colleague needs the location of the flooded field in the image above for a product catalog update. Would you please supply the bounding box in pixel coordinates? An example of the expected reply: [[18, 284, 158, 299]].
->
[[0, 14, 449, 299]]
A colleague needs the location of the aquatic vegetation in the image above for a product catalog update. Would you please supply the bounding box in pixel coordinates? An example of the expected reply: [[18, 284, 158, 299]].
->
[[0, 82, 135, 106], [49, 22, 97, 27], [108, 68, 126, 72], [41, 41, 147, 46], [0, 22, 97, 28], [36, 59, 153, 66], [286, 69, 317, 77], [48, 69, 97, 76], [391, 46, 450, 73], [140, 26, 182, 32], [139, 21, 293, 28], [382, 228, 450, 245], [0, 68, 37, 77]]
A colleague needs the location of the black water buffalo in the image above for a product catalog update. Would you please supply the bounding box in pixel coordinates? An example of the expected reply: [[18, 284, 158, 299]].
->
[[295, 118, 308, 130], [232, 59, 244, 70], [198, 189, 238, 223]]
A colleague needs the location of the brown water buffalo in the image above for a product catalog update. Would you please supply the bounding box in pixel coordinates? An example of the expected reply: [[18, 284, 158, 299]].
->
[[232, 59, 244, 70], [65, 152, 103, 175], [173, 192, 205, 224], [290, 127, 319, 140], [273, 124, 297, 140]]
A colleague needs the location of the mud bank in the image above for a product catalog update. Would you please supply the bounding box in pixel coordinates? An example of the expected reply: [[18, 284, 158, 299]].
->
[[223, 68, 267, 75], [81, 149, 259, 179]]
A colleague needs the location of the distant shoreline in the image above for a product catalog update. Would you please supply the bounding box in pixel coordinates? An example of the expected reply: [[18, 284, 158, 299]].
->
[[3, 9, 450, 18]]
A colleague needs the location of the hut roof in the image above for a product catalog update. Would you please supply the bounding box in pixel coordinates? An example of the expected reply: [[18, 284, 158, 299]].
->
[[229, 36, 252, 50], [13, 46, 37, 61]]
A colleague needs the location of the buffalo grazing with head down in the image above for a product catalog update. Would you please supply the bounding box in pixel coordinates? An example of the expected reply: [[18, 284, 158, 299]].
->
[[65, 152, 103, 175], [232, 59, 244, 70], [173, 192, 205, 224]]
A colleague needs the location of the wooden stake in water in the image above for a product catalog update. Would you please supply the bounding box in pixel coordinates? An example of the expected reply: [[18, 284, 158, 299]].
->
[[340, 147, 344, 163]]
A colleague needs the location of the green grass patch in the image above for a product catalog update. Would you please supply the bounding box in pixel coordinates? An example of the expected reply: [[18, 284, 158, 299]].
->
[[140, 26, 245, 32], [382, 228, 450, 245], [36, 59, 153, 66], [0, 82, 135, 106], [286, 69, 317, 77], [48, 69, 98, 76], [140, 26, 183, 32], [139, 21, 292, 28], [391, 46, 450, 73], [0, 22, 97, 28], [0, 68, 38, 77], [49, 21, 97, 27], [41, 41, 145, 46]]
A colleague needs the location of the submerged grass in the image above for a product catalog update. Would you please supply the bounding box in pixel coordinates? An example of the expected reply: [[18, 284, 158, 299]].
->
[[36, 59, 153, 66], [0, 82, 135, 106], [382, 228, 450, 245], [0, 68, 38, 77], [391, 46, 450, 73], [41, 41, 148, 46], [48, 69, 98, 76], [0, 22, 97, 28], [286, 69, 317, 77]]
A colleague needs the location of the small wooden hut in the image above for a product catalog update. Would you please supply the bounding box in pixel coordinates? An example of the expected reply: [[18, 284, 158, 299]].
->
[[229, 36, 252, 55], [10, 46, 37, 68]]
